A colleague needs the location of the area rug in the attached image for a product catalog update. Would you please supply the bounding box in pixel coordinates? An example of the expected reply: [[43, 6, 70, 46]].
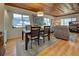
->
[[16, 36, 57, 56]]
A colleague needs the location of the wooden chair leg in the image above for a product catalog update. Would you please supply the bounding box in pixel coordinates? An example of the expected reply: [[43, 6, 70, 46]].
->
[[48, 35, 50, 41], [43, 36, 45, 43], [38, 38, 40, 45], [31, 40, 32, 49]]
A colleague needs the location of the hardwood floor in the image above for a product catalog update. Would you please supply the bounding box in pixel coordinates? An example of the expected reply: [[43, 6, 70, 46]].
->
[[4, 39, 16, 56], [37, 33, 79, 56], [4, 38, 20, 56], [5, 33, 79, 56]]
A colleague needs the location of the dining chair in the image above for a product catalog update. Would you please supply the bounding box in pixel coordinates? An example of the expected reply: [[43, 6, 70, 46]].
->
[[40, 26, 50, 43], [28, 27, 40, 48]]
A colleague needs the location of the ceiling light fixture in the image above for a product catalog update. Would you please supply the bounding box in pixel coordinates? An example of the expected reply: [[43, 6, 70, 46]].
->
[[37, 11, 44, 16]]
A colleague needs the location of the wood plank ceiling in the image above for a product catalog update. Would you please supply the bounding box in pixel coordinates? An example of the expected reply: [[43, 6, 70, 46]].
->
[[5, 3, 79, 17]]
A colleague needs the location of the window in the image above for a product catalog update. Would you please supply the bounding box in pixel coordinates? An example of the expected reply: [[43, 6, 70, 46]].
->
[[12, 14, 30, 28], [60, 18, 76, 26], [44, 18, 51, 26], [22, 15, 30, 26]]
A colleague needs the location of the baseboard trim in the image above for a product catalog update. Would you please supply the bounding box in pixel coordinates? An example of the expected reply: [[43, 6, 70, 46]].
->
[[8, 37, 21, 40]]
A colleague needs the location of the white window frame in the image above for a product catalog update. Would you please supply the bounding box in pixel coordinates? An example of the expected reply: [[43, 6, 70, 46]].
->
[[12, 13, 30, 28], [44, 18, 51, 26], [60, 17, 76, 26]]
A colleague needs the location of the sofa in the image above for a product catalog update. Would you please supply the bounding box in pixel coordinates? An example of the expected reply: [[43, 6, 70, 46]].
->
[[53, 26, 70, 40]]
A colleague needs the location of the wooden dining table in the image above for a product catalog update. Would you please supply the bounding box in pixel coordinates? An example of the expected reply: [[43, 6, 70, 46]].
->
[[22, 28, 50, 50]]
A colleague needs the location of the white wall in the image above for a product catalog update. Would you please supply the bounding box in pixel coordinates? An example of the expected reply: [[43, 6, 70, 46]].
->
[[4, 6, 35, 40], [4, 10, 22, 40], [0, 3, 4, 32], [53, 13, 79, 26]]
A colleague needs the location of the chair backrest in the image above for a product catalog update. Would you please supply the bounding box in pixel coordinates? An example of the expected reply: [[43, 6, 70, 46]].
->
[[44, 26, 50, 35], [31, 27, 40, 37]]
